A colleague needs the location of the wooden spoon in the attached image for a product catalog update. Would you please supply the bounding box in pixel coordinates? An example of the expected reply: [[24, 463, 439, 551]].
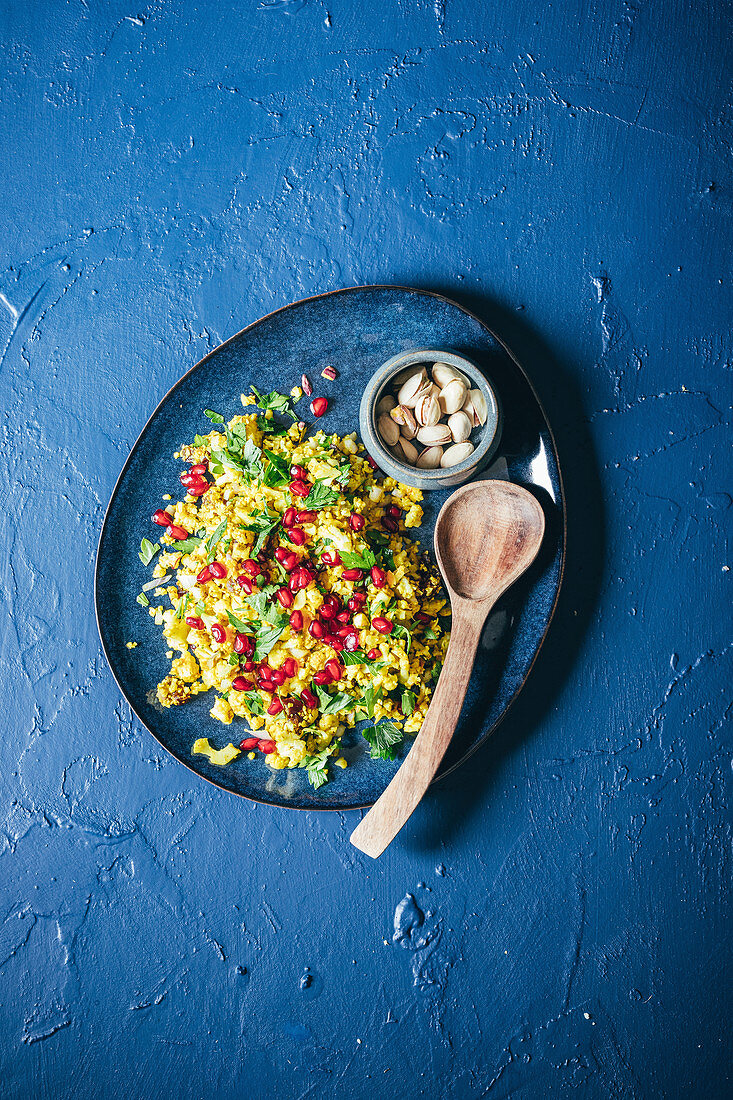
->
[[350, 480, 545, 858]]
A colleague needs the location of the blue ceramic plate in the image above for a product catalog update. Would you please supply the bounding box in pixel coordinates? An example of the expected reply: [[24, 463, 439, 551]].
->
[[95, 286, 565, 810]]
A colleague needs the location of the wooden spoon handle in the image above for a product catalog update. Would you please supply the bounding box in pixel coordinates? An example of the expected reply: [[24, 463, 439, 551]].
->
[[350, 610, 486, 858]]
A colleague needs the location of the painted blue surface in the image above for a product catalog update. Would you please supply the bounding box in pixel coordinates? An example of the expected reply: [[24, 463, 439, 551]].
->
[[0, 1, 730, 1097], [96, 286, 563, 809]]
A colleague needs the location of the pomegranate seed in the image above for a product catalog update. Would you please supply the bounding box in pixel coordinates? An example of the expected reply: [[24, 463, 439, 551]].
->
[[288, 696, 303, 712], [313, 669, 331, 685], [388, 504, 402, 518], [325, 658, 342, 681], [289, 527, 306, 546], [330, 638, 345, 652], [274, 546, 288, 563], [267, 699, 283, 716], [370, 566, 386, 588], [300, 688, 318, 708], [256, 550, 268, 563], [344, 631, 360, 651], [337, 625, 353, 637], [311, 397, 328, 417], [295, 510, 316, 523], [294, 567, 312, 589], [349, 512, 365, 531], [320, 549, 342, 566], [240, 737, 260, 750], [258, 663, 272, 679], [319, 603, 336, 620], [179, 471, 200, 487], [209, 561, 227, 578], [197, 565, 212, 583], [243, 558, 261, 576], [366, 455, 378, 470], [185, 616, 205, 630], [336, 610, 350, 623], [187, 482, 209, 497], [259, 740, 277, 754], [309, 620, 324, 639], [367, 648, 379, 660], [416, 611, 431, 624], [190, 463, 208, 475], [166, 524, 189, 540], [324, 593, 341, 609], [211, 623, 227, 643], [282, 506, 297, 528], [233, 633, 253, 655], [232, 676, 253, 692], [152, 509, 172, 526], [271, 669, 286, 686], [348, 592, 367, 611], [289, 610, 304, 630], [282, 657, 298, 677], [276, 587, 294, 608], [244, 659, 255, 671], [289, 480, 310, 498], [382, 517, 398, 533], [342, 568, 363, 581], [372, 616, 393, 634], [258, 680, 276, 693], [281, 551, 299, 572], [237, 575, 253, 593], [290, 465, 308, 480]]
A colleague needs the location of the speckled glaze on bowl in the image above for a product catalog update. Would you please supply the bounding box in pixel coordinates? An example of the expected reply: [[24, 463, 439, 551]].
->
[[95, 285, 565, 811], [360, 348, 502, 489]]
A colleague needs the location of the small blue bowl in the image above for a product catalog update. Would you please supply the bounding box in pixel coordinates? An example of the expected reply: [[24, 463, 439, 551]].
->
[[359, 348, 502, 489]]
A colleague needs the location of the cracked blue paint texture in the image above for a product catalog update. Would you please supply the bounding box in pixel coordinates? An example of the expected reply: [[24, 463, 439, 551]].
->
[[0, 1, 730, 1097]]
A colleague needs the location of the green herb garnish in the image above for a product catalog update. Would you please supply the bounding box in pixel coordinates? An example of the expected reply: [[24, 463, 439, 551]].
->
[[401, 690, 416, 716], [139, 538, 160, 566], [393, 624, 412, 652], [302, 479, 341, 510], [339, 547, 376, 571], [242, 691, 265, 716], [303, 742, 338, 789], [363, 720, 403, 761], [136, 592, 150, 607], [204, 519, 228, 562], [250, 386, 298, 422], [262, 449, 290, 488], [314, 684, 353, 715], [253, 622, 286, 662], [204, 409, 225, 424]]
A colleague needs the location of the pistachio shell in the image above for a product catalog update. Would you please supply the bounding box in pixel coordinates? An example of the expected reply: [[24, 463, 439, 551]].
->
[[377, 413, 400, 447], [414, 393, 441, 427], [432, 361, 470, 389], [439, 378, 468, 415], [393, 437, 419, 464], [415, 445, 444, 469], [447, 410, 472, 443], [469, 388, 488, 426], [460, 391, 479, 426], [389, 403, 418, 438], [397, 370, 431, 408], [400, 421, 417, 441], [416, 423, 452, 445], [376, 393, 397, 416], [440, 441, 475, 468], [391, 365, 428, 390]]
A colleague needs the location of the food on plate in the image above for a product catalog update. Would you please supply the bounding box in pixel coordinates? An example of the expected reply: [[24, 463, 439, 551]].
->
[[137, 386, 450, 788]]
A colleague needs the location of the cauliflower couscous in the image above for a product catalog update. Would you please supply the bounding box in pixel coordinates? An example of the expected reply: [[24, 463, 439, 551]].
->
[[137, 386, 450, 788]]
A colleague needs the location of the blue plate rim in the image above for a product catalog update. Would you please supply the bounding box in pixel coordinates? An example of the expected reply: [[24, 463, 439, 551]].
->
[[94, 284, 566, 810]]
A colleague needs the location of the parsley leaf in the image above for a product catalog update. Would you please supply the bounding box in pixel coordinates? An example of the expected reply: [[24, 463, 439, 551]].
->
[[139, 538, 159, 566], [339, 547, 376, 570], [302, 480, 341, 510], [226, 609, 251, 634], [242, 691, 265, 716], [303, 742, 338, 789], [357, 684, 381, 720], [243, 510, 280, 554], [423, 626, 437, 639], [250, 387, 298, 422], [363, 720, 403, 761], [253, 622, 286, 662], [314, 684, 353, 715], [401, 690, 416, 716], [393, 624, 412, 652], [262, 449, 290, 488], [173, 534, 204, 554], [136, 592, 150, 607], [247, 586, 286, 626], [205, 519, 228, 562], [204, 409, 225, 424]]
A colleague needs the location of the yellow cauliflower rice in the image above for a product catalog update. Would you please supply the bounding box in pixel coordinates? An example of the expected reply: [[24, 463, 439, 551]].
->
[[137, 388, 450, 788]]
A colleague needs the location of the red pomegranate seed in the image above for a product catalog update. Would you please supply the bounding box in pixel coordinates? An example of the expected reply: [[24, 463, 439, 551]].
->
[[166, 524, 189, 540], [382, 517, 398, 533], [370, 566, 386, 588], [320, 549, 342, 566], [309, 620, 324, 639], [271, 669, 286, 686], [274, 546, 288, 563], [282, 506, 297, 528], [190, 463, 208, 475], [344, 631, 360, 651], [197, 565, 212, 583], [237, 575, 253, 593], [243, 558, 261, 576], [372, 616, 393, 634], [187, 482, 209, 497], [313, 669, 331, 685], [209, 561, 227, 579], [300, 688, 318, 708], [348, 592, 366, 611], [349, 512, 365, 531], [211, 623, 227, 643], [276, 586, 294, 608], [294, 567, 312, 590], [282, 657, 298, 677], [232, 676, 253, 692], [185, 616, 205, 630], [179, 471, 199, 487], [319, 603, 336, 620], [289, 610, 304, 630], [289, 527, 306, 546], [240, 737, 260, 750], [342, 568, 363, 581], [337, 625, 353, 637], [367, 648, 379, 660], [366, 455, 378, 470], [258, 680, 276, 693], [281, 551, 299, 572], [388, 504, 402, 518], [290, 464, 308, 480], [325, 658, 342, 681], [258, 663, 272, 679], [416, 611, 431, 624], [267, 699, 283, 716], [233, 633, 252, 655], [244, 659, 255, 671], [336, 610, 350, 623], [330, 638, 345, 652], [324, 593, 340, 609], [295, 510, 316, 523], [311, 397, 328, 417], [259, 740, 277, 754], [152, 509, 172, 526], [289, 480, 310, 498]]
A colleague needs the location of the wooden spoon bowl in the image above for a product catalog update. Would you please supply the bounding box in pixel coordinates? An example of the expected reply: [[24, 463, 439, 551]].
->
[[351, 480, 545, 858]]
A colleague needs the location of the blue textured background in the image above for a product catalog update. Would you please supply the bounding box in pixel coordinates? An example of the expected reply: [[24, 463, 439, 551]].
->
[[1, 2, 730, 1097]]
